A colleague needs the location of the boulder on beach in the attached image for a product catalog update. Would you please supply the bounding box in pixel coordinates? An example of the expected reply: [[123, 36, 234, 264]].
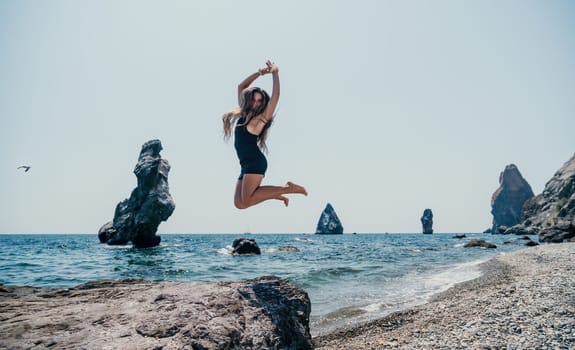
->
[[316, 203, 344, 234], [98, 140, 175, 248], [232, 238, 261, 255], [490, 164, 534, 234], [0, 276, 312, 350], [503, 235, 539, 247], [421, 208, 433, 234]]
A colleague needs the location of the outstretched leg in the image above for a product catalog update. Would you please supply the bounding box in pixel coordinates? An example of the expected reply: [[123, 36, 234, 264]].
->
[[234, 174, 307, 209]]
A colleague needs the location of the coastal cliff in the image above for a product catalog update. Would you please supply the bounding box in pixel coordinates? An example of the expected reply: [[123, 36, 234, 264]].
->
[[507, 154, 575, 242]]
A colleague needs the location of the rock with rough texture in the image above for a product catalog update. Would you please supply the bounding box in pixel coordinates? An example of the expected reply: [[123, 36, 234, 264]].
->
[[0, 276, 312, 350], [315, 203, 344, 234], [511, 153, 575, 243], [490, 164, 534, 233], [98, 140, 175, 248], [503, 235, 539, 247], [420, 208, 433, 234], [463, 239, 497, 248], [232, 238, 261, 255]]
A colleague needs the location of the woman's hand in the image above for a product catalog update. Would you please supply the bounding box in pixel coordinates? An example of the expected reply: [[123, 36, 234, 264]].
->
[[257, 60, 278, 75], [266, 60, 279, 73], [258, 67, 270, 76]]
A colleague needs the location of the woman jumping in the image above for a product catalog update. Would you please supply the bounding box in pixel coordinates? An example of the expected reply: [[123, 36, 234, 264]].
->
[[223, 61, 307, 209]]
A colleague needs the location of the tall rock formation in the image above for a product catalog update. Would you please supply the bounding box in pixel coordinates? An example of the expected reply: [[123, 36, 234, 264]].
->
[[315, 203, 344, 234], [421, 208, 433, 234], [510, 154, 575, 243], [490, 164, 534, 233], [98, 140, 175, 248]]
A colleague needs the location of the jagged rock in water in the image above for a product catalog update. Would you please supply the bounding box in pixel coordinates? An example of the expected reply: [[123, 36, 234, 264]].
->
[[232, 238, 261, 255], [464, 239, 497, 249], [0, 277, 312, 350], [315, 203, 344, 234], [97, 221, 115, 241], [490, 164, 534, 234], [421, 208, 433, 234], [98, 140, 175, 248], [515, 154, 575, 243]]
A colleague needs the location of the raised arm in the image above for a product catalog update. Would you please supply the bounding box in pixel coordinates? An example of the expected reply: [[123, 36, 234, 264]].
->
[[261, 62, 280, 122], [237, 66, 270, 105]]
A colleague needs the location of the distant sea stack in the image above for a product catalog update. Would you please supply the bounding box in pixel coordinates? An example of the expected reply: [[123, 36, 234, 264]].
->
[[421, 208, 433, 234], [507, 154, 575, 243], [98, 140, 175, 248], [315, 203, 344, 234], [490, 164, 534, 234]]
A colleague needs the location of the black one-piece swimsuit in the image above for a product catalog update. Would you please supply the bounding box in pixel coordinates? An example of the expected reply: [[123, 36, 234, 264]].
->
[[234, 116, 268, 180]]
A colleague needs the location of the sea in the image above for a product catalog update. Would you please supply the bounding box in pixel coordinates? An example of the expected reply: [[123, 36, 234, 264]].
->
[[0, 233, 533, 336]]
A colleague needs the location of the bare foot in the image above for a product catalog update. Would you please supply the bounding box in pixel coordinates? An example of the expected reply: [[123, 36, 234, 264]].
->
[[287, 181, 308, 196], [278, 195, 289, 207]]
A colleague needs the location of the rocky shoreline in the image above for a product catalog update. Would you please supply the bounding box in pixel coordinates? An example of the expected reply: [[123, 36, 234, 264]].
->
[[0, 276, 312, 350], [2, 244, 573, 349], [314, 243, 575, 349]]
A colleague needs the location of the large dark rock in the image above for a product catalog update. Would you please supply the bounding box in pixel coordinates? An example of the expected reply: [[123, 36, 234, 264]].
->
[[503, 235, 539, 247], [0, 276, 312, 350], [232, 238, 261, 255], [464, 239, 497, 249], [98, 140, 175, 248], [421, 208, 433, 234], [315, 203, 344, 234], [490, 164, 534, 234], [516, 154, 575, 243]]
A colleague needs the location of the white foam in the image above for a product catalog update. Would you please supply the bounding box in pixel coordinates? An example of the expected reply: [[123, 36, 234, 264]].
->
[[215, 246, 233, 255], [102, 245, 131, 250], [346, 259, 488, 325], [407, 258, 489, 302]]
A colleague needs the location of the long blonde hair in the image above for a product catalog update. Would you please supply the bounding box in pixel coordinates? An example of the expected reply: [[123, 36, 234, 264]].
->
[[222, 87, 273, 151]]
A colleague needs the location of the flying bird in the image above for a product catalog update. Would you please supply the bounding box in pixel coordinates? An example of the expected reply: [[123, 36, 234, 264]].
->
[[17, 165, 31, 172]]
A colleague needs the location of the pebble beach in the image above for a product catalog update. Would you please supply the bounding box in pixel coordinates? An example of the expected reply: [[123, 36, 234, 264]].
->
[[314, 243, 575, 350]]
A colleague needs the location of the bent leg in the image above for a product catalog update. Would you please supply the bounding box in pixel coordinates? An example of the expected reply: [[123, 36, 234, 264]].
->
[[234, 174, 307, 209]]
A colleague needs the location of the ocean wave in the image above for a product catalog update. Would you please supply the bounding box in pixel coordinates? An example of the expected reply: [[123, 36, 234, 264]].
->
[[216, 246, 233, 255]]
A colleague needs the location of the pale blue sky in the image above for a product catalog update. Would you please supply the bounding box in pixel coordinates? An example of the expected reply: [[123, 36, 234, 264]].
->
[[1, 1, 574, 234]]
